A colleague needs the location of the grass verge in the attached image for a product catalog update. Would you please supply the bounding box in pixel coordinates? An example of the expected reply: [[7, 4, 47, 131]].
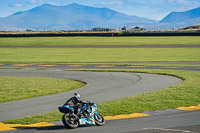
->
[[0, 76, 85, 103], [3, 69, 200, 124], [0, 36, 200, 46], [0, 48, 200, 64]]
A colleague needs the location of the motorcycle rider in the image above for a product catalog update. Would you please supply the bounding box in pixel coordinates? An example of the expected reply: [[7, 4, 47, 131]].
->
[[64, 93, 83, 116]]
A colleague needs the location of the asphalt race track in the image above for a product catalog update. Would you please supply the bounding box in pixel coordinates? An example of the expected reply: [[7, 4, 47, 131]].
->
[[0, 69, 183, 121], [2, 111, 200, 133], [0, 69, 199, 133]]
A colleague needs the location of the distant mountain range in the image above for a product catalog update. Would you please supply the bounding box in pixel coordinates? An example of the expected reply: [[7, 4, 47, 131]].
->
[[0, 3, 155, 31], [0, 3, 199, 31], [160, 7, 200, 25], [126, 7, 200, 30]]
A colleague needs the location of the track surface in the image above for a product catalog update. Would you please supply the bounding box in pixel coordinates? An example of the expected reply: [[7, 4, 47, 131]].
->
[[2, 110, 199, 133], [0, 69, 182, 121]]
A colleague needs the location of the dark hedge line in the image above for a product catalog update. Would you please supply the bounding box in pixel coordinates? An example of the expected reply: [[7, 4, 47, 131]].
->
[[0, 32, 200, 37]]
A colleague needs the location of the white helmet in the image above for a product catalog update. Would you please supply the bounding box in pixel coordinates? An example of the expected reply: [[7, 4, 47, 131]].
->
[[73, 93, 80, 100]]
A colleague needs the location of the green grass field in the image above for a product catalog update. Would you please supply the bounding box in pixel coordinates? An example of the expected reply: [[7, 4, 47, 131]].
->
[[0, 36, 200, 46], [0, 76, 84, 103], [0, 48, 199, 64], [3, 69, 200, 124]]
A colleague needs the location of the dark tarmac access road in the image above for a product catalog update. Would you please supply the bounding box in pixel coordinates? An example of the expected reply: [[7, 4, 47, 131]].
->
[[1, 63, 200, 71], [0, 44, 200, 48]]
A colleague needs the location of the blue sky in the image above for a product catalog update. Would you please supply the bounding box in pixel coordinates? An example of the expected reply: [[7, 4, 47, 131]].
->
[[0, 0, 200, 20]]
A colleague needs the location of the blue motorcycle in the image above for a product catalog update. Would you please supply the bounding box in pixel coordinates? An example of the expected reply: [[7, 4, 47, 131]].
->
[[58, 101, 105, 129]]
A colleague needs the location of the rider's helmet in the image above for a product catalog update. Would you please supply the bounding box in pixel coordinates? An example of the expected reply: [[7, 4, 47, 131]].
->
[[73, 93, 81, 101]]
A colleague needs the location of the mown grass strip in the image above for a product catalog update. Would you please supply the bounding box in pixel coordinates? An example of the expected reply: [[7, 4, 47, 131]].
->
[[0, 76, 85, 103], [0, 36, 200, 46], [0, 48, 199, 64], [3, 69, 200, 124]]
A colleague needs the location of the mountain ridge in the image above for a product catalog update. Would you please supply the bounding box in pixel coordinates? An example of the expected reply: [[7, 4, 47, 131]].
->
[[0, 4, 199, 31], [0, 3, 156, 31], [160, 7, 200, 24]]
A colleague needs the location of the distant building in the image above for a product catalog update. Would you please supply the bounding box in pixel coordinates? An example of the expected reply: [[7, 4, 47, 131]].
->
[[129, 26, 146, 31], [181, 24, 200, 30], [121, 26, 127, 31], [91, 27, 115, 32], [25, 29, 34, 32]]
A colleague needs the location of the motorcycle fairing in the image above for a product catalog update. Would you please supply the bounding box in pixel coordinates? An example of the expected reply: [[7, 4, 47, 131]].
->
[[79, 116, 96, 125], [58, 105, 74, 113]]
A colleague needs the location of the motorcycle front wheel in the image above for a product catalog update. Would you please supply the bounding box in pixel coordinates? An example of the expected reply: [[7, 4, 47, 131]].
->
[[62, 113, 79, 129], [94, 113, 105, 126]]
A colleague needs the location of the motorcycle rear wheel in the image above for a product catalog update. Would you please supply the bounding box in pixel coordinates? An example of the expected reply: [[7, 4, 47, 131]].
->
[[62, 113, 79, 129]]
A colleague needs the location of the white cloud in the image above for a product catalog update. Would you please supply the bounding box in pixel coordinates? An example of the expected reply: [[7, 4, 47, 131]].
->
[[39, 1, 45, 5], [132, 0, 150, 5], [168, 0, 174, 2], [27, 0, 63, 6], [194, 1, 200, 7], [27, 0, 44, 5], [100, 1, 123, 6], [9, 3, 23, 7], [151, 0, 165, 5], [46, 2, 62, 6], [29, 0, 37, 4], [177, 0, 189, 5]]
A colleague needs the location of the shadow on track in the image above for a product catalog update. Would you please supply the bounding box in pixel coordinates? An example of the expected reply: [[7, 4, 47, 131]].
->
[[13, 124, 95, 131], [12, 125, 66, 131]]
